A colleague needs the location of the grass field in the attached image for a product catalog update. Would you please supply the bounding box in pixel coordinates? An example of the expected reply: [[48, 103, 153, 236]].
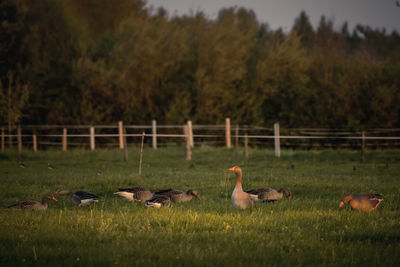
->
[[0, 147, 400, 266]]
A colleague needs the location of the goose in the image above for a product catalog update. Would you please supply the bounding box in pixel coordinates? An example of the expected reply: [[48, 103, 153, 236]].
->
[[154, 189, 201, 203], [114, 186, 155, 202], [246, 187, 291, 202], [339, 193, 383, 211], [145, 194, 171, 208], [228, 166, 254, 209], [48, 163, 54, 170], [8, 195, 57, 210], [18, 162, 26, 168], [54, 190, 99, 206]]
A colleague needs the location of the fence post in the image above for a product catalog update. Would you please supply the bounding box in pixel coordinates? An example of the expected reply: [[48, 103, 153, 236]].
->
[[118, 121, 124, 149], [235, 124, 239, 160], [1, 127, 4, 152], [244, 132, 248, 159], [123, 127, 128, 161], [139, 132, 145, 176], [8, 125, 12, 149], [17, 126, 22, 153], [225, 118, 231, 148], [184, 125, 191, 160], [274, 122, 280, 157], [152, 120, 157, 150], [187, 120, 194, 147], [62, 128, 67, 151], [361, 131, 365, 163], [90, 127, 95, 151], [33, 133, 37, 152]]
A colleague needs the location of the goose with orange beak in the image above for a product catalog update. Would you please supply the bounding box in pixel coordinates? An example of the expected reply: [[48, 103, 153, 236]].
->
[[228, 166, 254, 209], [339, 193, 383, 211]]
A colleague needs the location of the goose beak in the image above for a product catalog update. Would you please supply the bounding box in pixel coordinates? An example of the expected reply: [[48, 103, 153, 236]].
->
[[228, 167, 234, 172], [339, 201, 344, 208], [51, 196, 58, 202], [287, 195, 291, 201]]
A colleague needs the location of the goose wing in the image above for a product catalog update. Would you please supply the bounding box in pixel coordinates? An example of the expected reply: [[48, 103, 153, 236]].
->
[[154, 189, 182, 196], [245, 188, 273, 195], [256, 188, 280, 201], [74, 190, 98, 200], [359, 194, 383, 201], [246, 188, 277, 197], [8, 200, 38, 209]]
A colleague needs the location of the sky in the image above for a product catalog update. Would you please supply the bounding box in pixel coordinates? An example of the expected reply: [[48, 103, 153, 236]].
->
[[145, 0, 400, 33]]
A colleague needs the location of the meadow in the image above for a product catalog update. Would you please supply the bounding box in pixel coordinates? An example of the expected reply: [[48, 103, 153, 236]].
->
[[0, 147, 399, 266]]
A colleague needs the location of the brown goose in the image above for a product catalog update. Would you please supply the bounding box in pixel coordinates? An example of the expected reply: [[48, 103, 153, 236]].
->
[[228, 166, 254, 209], [153, 189, 201, 203], [115, 187, 155, 202], [8, 195, 57, 210], [145, 194, 171, 208], [54, 190, 98, 206], [339, 193, 383, 211], [246, 187, 291, 202]]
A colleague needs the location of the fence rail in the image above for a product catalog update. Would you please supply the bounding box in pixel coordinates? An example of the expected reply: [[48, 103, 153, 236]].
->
[[1, 119, 400, 157]]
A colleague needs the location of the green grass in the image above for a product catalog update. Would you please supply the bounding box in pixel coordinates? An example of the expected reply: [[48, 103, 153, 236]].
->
[[0, 147, 400, 266]]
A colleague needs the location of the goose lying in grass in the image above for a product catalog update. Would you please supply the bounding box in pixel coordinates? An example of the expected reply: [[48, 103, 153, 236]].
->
[[228, 166, 254, 209], [8, 195, 57, 210], [246, 187, 291, 202], [114, 186, 155, 202], [145, 194, 171, 208], [47, 163, 54, 170], [339, 193, 383, 211], [153, 189, 201, 203], [54, 190, 98, 206]]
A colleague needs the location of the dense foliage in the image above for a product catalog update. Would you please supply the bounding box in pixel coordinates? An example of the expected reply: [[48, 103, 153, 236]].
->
[[1, 0, 399, 128]]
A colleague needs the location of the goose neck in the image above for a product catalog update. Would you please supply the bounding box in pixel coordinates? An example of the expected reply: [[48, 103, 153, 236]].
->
[[41, 196, 49, 206], [235, 171, 243, 190]]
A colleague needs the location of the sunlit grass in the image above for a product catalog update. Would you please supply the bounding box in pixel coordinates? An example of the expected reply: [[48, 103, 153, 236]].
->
[[0, 147, 400, 266]]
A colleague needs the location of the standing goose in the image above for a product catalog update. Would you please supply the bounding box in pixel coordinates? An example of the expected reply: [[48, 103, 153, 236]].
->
[[145, 194, 171, 208], [246, 187, 291, 202], [339, 193, 383, 211], [54, 190, 99, 206], [153, 189, 201, 203], [114, 186, 155, 202], [228, 166, 254, 209], [8, 195, 57, 210]]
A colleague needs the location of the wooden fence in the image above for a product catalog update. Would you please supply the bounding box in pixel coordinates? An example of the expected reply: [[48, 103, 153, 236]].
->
[[1, 119, 400, 159]]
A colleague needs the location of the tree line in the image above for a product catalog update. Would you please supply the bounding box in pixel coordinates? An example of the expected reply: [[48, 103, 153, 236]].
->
[[1, 0, 399, 130]]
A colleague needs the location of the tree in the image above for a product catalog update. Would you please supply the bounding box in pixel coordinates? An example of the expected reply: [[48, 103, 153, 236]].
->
[[257, 32, 311, 127], [194, 7, 260, 124], [65, 0, 146, 36], [0, 72, 29, 147], [291, 11, 315, 49]]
